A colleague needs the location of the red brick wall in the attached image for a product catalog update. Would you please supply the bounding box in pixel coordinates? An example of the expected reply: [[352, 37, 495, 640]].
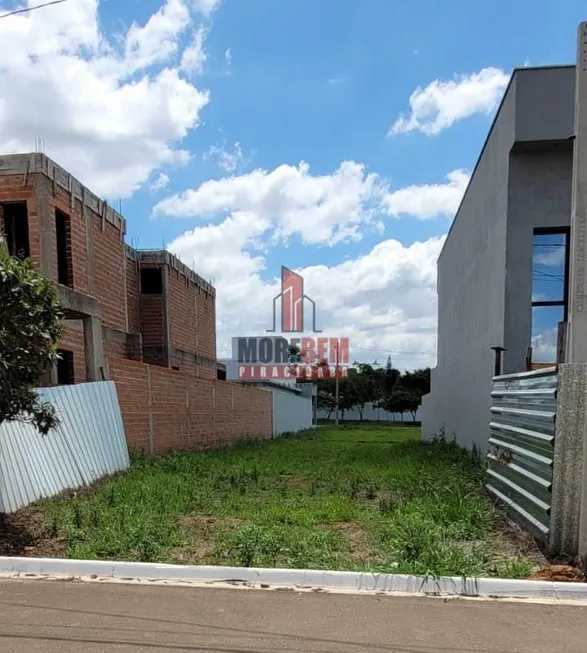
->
[[52, 181, 88, 294], [125, 249, 141, 334], [168, 354, 218, 379], [140, 294, 167, 349], [167, 271, 217, 378], [1, 164, 221, 386], [105, 339, 127, 359], [197, 288, 216, 365], [60, 323, 86, 383], [1, 171, 127, 333], [168, 271, 195, 354], [91, 218, 126, 331], [110, 355, 272, 453], [110, 356, 151, 451], [0, 174, 38, 266]]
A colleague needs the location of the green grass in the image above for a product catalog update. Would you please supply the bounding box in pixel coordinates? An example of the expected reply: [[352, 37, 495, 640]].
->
[[35, 424, 537, 577]]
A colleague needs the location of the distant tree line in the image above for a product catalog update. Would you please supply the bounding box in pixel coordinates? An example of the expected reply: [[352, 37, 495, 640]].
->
[[314, 357, 430, 423]]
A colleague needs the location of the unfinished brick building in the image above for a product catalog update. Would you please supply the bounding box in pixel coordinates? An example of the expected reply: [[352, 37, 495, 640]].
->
[[0, 153, 272, 451]]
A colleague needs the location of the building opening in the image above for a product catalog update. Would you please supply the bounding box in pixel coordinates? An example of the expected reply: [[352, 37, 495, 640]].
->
[[56, 349, 75, 385], [141, 267, 163, 294], [55, 209, 73, 287], [530, 228, 569, 368], [2, 202, 30, 259]]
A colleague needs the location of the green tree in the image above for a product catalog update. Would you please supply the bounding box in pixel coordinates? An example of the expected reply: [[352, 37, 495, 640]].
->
[[400, 368, 431, 399], [337, 376, 359, 421], [402, 391, 421, 423], [351, 363, 378, 420], [0, 251, 63, 434], [381, 386, 423, 424], [383, 356, 400, 395], [373, 356, 401, 413], [316, 378, 336, 418]]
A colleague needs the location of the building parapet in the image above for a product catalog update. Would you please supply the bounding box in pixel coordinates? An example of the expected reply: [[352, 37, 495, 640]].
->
[[138, 249, 215, 297], [0, 153, 126, 234]]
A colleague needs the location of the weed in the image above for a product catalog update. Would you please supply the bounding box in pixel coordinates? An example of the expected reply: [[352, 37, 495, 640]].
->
[[497, 557, 535, 579], [348, 477, 361, 500], [90, 507, 100, 528], [378, 496, 395, 514], [31, 424, 534, 578], [364, 484, 378, 501], [72, 503, 83, 529], [45, 514, 59, 538]]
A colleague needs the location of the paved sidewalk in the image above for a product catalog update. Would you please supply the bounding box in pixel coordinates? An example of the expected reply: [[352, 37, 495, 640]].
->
[[0, 579, 585, 652]]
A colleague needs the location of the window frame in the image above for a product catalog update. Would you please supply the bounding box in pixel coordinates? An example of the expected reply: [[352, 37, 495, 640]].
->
[[531, 226, 570, 321]]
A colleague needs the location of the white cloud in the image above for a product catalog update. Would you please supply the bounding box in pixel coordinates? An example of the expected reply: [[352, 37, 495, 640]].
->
[[224, 48, 232, 69], [168, 216, 443, 369], [389, 67, 510, 136], [169, 211, 271, 310], [382, 169, 470, 220], [162, 160, 461, 369], [125, 0, 190, 72], [193, 0, 222, 15], [181, 24, 207, 75], [534, 246, 565, 267], [154, 160, 386, 245], [203, 140, 246, 173], [0, 0, 211, 198], [154, 161, 468, 245], [531, 328, 558, 364], [151, 172, 170, 191]]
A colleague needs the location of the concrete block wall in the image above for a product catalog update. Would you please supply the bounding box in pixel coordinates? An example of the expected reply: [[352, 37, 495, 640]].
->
[[110, 355, 272, 453]]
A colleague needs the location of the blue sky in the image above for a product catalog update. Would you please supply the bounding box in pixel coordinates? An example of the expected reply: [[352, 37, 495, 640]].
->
[[122, 0, 585, 255], [1, 0, 584, 367]]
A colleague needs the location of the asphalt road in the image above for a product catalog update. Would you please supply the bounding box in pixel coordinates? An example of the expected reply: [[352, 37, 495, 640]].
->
[[0, 579, 585, 652]]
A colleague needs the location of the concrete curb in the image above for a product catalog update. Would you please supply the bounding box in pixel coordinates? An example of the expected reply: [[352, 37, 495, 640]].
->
[[1, 556, 587, 601]]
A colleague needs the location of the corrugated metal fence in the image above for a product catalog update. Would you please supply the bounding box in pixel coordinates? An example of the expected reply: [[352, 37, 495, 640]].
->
[[486, 367, 557, 540], [0, 381, 130, 513]]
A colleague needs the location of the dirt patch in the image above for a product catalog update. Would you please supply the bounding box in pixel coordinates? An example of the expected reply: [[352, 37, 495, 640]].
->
[[167, 515, 250, 565], [527, 565, 585, 582], [278, 474, 314, 491], [334, 522, 382, 567], [0, 509, 66, 558], [489, 518, 549, 569]]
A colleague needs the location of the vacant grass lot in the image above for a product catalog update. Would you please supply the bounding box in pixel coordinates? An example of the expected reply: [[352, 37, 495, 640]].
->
[[14, 425, 542, 578]]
